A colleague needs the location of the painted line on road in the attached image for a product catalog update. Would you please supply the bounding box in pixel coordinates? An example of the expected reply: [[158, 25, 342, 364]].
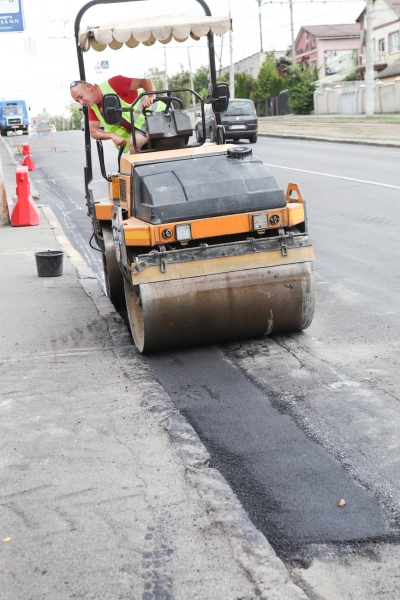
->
[[263, 163, 400, 190]]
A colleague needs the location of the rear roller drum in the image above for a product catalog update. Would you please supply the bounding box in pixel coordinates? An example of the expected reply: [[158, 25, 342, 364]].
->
[[102, 225, 125, 308], [124, 261, 315, 354]]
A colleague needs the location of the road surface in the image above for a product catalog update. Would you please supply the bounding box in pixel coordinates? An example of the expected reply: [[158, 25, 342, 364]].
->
[[11, 132, 400, 598]]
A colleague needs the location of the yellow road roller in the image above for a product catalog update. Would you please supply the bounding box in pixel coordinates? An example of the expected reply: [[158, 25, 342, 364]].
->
[[74, 0, 315, 353]]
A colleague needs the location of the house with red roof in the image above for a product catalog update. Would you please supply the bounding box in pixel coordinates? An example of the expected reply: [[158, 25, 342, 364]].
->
[[294, 24, 362, 79]]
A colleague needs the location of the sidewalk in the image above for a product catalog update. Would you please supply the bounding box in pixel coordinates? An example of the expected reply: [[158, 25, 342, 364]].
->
[[0, 138, 307, 600], [258, 115, 400, 147]]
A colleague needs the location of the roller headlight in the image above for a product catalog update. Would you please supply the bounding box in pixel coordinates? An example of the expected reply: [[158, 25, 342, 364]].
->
[[176, 224, 192, 241], [253, 213, 269, 230]]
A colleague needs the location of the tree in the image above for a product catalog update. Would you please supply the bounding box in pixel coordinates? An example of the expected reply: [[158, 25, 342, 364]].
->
[[67, 101, 82, 130], [286, 64, 318, 115], [147, 67, 165, 91], [193, 65, 209, 97], [168, 65, 191, 107], [250, 53, 285, 106], [343, 71, 360, 82], [235, 73, 255, 99]]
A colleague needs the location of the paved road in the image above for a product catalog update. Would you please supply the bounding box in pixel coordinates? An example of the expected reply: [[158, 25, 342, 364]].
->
[[10, 132, 400, 598]]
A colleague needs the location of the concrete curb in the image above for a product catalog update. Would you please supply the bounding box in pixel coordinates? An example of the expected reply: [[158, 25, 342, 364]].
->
[[40, 204, 309, 600], [257, 132, 400, 149]]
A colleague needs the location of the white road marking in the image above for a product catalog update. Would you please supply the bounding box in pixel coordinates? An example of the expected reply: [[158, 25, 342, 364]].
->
[[263, 163, 400, 191]]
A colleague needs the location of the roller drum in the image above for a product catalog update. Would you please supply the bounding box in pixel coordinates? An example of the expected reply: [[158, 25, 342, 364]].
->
[[102, 224, 125, 307], [124, 261, 314, 353]]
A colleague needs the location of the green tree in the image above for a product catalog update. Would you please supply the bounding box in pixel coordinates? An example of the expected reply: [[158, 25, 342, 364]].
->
[[235, 72, 255, 99], [215, 71, 255, 100], [67, 101, 82, 130], [217, 71, 230, 84], [193, 65, 209, 96], [147, 67, 165, 92], [343, 71, 360, 82], [250, 53, 285, 106], [286, 64, 318, 114], [168, 65, 191, 107]]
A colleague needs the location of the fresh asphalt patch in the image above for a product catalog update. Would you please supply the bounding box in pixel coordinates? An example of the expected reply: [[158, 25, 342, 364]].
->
[[146, 344, 392, 560]]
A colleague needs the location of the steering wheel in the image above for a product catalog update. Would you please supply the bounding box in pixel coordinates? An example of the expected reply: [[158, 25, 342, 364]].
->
[[142, 96, 183, 116]]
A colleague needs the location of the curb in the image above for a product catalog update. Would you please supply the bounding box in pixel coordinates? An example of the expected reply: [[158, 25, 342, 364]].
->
[[257, 132, 400, 149], [39, 204, 309, 600]]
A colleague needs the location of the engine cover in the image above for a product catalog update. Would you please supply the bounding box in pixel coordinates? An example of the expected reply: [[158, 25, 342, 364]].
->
[[132, 151, 286, 224]]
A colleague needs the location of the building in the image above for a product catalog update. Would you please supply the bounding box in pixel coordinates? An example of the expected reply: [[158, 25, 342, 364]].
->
[[376, 58, 400, 82], [220, 50, 286, 80], [357, 0, 400, 81], [294, 24, 362, 79]]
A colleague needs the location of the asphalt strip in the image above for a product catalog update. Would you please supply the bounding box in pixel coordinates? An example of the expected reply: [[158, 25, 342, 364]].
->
[[263, 162, 400, 190], [39, 203, 308, 600]]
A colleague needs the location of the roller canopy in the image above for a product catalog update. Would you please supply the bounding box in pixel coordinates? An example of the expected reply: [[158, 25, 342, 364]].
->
[[79, 14, 232, 51]]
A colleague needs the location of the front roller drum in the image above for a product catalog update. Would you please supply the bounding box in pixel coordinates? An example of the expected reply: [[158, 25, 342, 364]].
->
[[124, 261, 315, 354], [102, 224, 125, 308]]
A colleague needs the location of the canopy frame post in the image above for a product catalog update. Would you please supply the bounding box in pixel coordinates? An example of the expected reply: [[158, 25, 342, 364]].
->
[[73, 0, 221, 221]]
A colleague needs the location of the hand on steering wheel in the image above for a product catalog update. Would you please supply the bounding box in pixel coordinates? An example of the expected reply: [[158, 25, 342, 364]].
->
[[142, 95, 183, 116], [142, 97, 154, 109]]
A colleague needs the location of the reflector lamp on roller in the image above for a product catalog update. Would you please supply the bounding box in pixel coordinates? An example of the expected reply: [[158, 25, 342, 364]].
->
[[176, 224, 192, 242], [253, 213, 269, 230]]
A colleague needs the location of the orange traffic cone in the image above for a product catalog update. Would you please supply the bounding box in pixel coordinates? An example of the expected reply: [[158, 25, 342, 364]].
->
[[10, 166, 39, 227], [21, 143, 36, 171]]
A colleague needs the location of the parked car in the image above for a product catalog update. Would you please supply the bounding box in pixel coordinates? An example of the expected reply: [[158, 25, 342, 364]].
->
[[195, 98, 258, 144]]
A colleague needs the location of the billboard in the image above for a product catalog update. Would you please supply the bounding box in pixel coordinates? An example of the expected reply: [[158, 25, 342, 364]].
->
[[324, 50, 358, 75], [0, 0, 25, 33]]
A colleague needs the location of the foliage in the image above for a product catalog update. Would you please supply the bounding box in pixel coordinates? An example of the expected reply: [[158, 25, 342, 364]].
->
[[217, 71, 230, 84], [250, 53, 285, 104], [193, 65, 209, 96], [168, 65, 191, 107], [235, 72, 255, 99], [286, 64, 318, 114], [147, 67, 165, 92], [67, 101, 82, 130], [342, 71, 361, 82]]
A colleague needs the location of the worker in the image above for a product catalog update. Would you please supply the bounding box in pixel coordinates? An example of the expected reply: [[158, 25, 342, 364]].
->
[[70, 76, 158, 154]]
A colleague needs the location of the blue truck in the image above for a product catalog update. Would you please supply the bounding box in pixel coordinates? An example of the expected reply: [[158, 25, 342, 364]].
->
[[0, 100, 29, 136]]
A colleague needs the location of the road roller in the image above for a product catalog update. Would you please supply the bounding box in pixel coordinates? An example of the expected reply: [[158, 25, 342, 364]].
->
[[74, 0, 315, 353]]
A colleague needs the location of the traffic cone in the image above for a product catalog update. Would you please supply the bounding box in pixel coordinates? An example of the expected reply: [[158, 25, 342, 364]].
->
[[10, 166, 39, 227], [21, 143, 36, 171]]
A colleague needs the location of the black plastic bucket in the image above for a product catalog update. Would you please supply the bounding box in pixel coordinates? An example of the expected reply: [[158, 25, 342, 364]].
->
[[34, 250, 64, 277]]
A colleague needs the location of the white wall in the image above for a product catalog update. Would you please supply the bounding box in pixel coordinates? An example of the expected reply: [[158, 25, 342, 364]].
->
[[314, 78, 400, 113]]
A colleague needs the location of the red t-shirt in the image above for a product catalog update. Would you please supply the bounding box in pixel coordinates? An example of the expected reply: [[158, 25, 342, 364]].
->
[[88, 76, 138, 129]]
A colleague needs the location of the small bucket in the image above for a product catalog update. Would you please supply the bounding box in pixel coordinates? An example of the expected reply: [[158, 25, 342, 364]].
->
[[34, 250, 64, 277]]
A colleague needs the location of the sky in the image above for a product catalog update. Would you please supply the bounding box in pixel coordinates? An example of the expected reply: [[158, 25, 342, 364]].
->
[[0, 0, 365, 117]]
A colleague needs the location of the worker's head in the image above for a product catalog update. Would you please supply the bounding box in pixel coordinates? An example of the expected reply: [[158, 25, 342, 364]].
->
[[70, 80, 101, 107]]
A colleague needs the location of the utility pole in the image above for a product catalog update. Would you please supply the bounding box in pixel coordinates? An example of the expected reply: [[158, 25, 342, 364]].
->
[[229, 0, 235, 99], [163, 47, 168, 90], [289, 0, 296, 64], [187, 47, 197, 124], [365, 0, 374, 116], [218, 35, 224, 76], [256, 0, 263, 53]]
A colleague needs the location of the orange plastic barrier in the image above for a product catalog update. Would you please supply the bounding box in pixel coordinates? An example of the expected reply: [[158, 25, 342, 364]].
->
[[10, 166, 39, 227], [21, 143, 36, 171]]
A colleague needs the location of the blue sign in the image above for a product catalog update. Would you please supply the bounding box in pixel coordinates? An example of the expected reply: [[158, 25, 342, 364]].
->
[[0, 0, 25, 33]]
